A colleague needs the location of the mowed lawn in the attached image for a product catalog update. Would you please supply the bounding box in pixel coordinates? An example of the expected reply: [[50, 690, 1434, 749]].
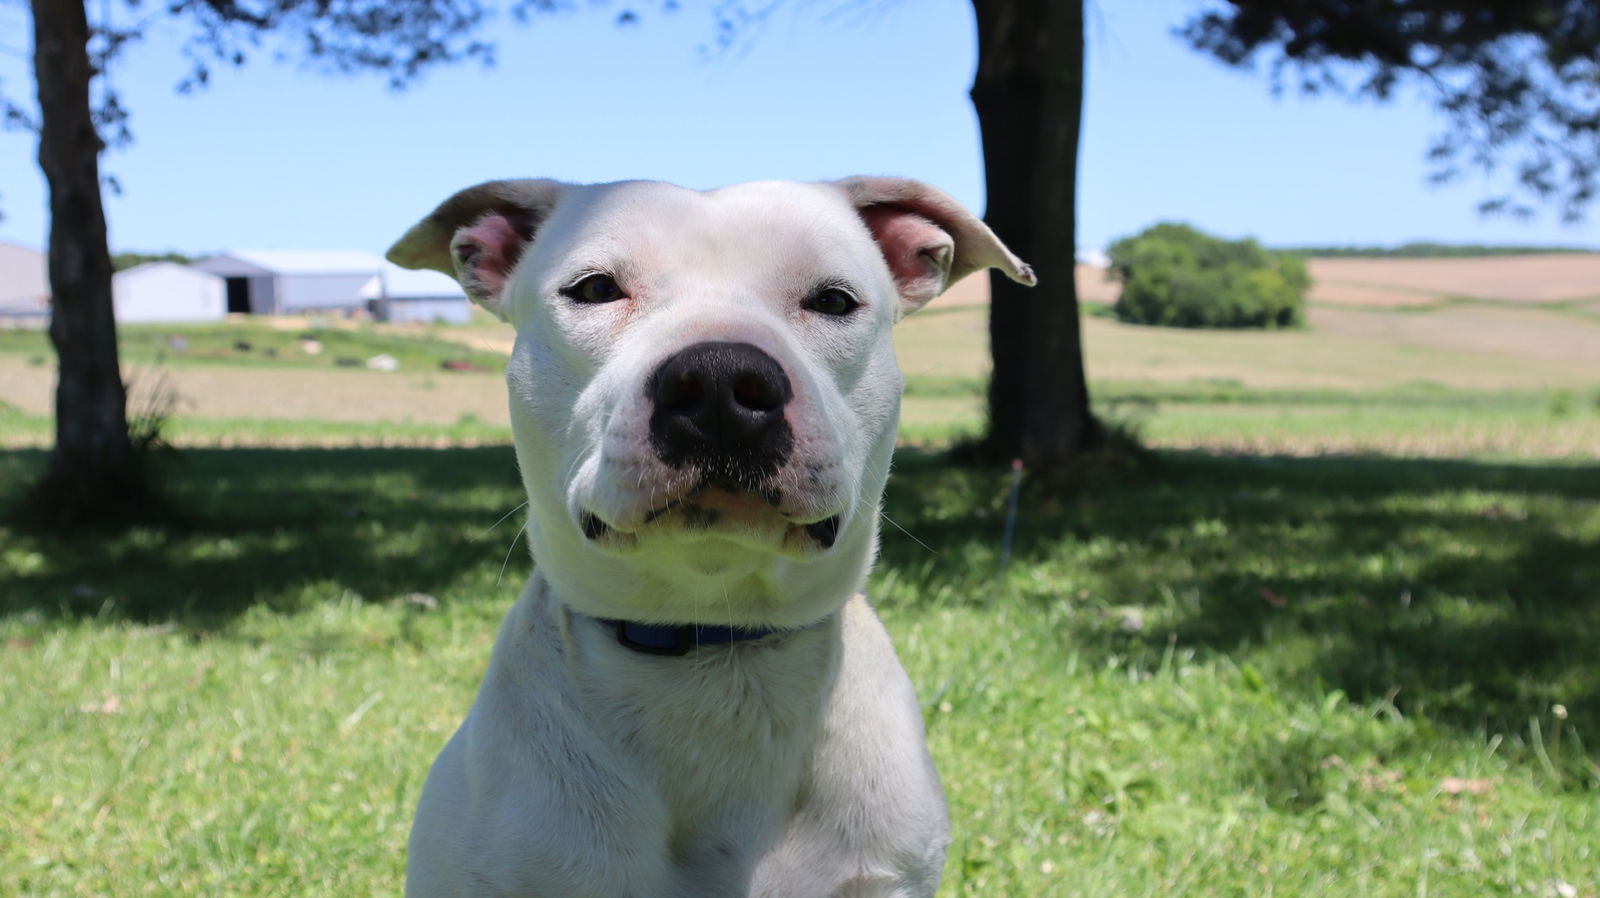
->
[[2, 280, 1599, 896]]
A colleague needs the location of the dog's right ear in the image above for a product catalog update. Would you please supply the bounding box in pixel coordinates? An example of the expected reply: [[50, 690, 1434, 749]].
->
[[387, 179, 564, 321]]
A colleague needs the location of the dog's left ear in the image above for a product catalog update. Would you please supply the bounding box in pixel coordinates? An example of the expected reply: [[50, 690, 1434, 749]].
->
[[387, 179, 564, 320], [836, 176, 1036, 318]]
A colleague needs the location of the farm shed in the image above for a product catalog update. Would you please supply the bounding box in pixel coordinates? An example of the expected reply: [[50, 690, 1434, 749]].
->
[[362, 263, 471, 324], [112, 262, 226, 323], [0, 241, 49, 324], [192, 250, 387, 316]]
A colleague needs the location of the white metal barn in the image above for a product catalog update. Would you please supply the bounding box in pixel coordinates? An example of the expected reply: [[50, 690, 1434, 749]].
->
[[0, 242, 50, 324], [111, 262, 226, 323], [362, 263, 471, 324], [191, 250, 387, 316]]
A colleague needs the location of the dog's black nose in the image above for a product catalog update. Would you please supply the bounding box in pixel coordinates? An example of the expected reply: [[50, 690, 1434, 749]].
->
[[649, 341, 794, 479]]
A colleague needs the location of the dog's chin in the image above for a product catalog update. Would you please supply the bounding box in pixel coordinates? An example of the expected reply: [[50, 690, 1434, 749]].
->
[[578, 486, 843, 558]]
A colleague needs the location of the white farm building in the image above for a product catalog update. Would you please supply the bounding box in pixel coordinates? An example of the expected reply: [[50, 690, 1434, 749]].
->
[[1, 245, 467, 324], [192, 250, 389, 316], [362, 263, 471, 324], [112, 262, 225, 323], [0, 242, 49, 324]]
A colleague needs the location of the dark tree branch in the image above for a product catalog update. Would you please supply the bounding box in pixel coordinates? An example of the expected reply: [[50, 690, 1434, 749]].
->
[[1183, 1, 1600, 222]]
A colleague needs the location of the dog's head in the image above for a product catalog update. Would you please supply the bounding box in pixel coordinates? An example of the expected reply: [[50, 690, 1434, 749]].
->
[[390, 178, 1033, 627]]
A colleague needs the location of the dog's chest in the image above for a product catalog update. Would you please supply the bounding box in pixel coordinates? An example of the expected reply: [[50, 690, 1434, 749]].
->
[[572, 622, 841, 889]]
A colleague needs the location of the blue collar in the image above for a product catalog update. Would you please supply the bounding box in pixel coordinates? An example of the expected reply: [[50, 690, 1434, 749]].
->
[[596, 617, 792, 656]]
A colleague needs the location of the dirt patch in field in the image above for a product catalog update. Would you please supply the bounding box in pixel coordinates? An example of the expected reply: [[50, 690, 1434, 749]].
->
[[1307, 254, 1600, 305], [895, 298, 1600, 392], [0, 356, 511, 425], [1307, 305, 1600, 365], [1304, 280, 1440, 308]]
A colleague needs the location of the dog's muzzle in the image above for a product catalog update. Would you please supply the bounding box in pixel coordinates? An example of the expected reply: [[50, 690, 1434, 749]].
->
[[579, 341, 838, 551], [648, 341, 795, 485]]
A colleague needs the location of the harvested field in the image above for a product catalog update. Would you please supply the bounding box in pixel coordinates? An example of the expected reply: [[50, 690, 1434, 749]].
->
[[0, 356, 510, 425], [1307, 253, 1600, 306], [894, 297, 1600, 391], [1306, 304, 1600, 365]]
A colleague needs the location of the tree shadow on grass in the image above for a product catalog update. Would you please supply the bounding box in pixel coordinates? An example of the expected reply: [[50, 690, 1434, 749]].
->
[[3, 443, 1596, 743], [0, 446, 528, 628], [877, 449, 1600, 742]]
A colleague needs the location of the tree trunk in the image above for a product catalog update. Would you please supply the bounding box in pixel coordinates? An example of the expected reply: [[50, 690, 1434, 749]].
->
[[31, 0, 139, 517], [971, 0, 1096, 467]]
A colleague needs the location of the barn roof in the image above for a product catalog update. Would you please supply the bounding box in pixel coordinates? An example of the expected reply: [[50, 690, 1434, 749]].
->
[[361, 263, 465, 300], [114, 261, 225, 282], [197, 249, 388, 276]]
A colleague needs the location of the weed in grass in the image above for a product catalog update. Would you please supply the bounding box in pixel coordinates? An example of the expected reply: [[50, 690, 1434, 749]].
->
[[1550, 389, 1576, 417]]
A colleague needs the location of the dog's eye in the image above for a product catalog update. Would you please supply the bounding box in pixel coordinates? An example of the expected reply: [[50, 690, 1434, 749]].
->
[[561, 274, 626, 304], [803, 288, 859, 317]]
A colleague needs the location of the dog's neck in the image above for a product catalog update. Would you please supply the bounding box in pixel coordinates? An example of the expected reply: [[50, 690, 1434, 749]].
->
[[534, 576, 844, 855], [590, 616, 818, 657]]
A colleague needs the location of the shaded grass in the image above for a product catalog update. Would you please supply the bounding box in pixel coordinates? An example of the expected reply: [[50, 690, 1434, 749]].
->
[[0, 447, 523, 624], [875, 450, 1600, 739], [2, 444, 1597, 895]]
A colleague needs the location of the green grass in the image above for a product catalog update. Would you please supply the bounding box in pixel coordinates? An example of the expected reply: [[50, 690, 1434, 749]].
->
[[3, 443, 1596, 896], [0, 321, 506, 373], [898, 376, 1600, 458]]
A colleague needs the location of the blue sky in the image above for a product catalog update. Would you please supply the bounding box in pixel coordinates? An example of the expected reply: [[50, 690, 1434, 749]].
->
[[1, 0, 1595, 256]]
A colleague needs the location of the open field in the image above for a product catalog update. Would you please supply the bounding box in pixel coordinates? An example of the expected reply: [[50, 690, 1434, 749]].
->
[[5, 276, 1599, 456], [898, 299, 1600, 392], [0, 355, 508, 427], [3, 258, 1599, 896], [1307, 253, 1600, 306]]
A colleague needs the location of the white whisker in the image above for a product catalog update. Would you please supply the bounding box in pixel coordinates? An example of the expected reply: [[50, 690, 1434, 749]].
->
[[497, 521, 529, 587], [475, 501, 529, 542], [880, 511, 936, 555]]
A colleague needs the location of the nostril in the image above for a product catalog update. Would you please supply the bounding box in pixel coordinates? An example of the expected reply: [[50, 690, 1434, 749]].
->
[[648, 341, 795, 473], [655, 369, 706, 412], [581, 513, 610, 540], [732, 371, 784, 413]]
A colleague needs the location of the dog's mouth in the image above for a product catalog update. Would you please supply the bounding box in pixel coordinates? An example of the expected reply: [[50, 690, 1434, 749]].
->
[[580, 481, 841, 551]]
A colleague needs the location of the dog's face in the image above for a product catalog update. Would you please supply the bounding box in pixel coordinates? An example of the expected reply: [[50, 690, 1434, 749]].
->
[[390, 178, 1032, 627]]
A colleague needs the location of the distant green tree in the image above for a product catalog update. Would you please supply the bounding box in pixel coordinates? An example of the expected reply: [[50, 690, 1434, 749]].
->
[[1108, 223, 1309, 329], [111, 251, 194, 272]]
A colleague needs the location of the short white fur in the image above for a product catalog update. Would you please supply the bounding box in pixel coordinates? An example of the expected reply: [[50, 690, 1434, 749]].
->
[[387, 177, 1034, 897]]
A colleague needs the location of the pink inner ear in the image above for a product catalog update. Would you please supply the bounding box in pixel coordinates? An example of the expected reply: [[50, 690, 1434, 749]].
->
[[859, 205, 955, 310], [452, 213, 529, 302]]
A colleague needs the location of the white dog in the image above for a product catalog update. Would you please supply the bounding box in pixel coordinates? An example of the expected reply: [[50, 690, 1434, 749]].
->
[[388, 176, 1034, 897]]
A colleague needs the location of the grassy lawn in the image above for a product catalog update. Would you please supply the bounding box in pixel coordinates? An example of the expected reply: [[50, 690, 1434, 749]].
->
[[2, 443, 1597, 896], [3, 299, 1599, 896]]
